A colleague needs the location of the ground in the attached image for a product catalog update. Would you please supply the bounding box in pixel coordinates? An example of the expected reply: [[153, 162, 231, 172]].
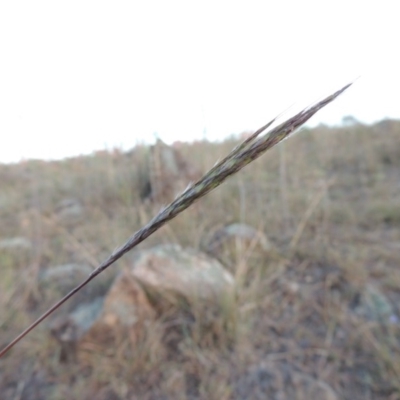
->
[[0, 120, 400, 399]]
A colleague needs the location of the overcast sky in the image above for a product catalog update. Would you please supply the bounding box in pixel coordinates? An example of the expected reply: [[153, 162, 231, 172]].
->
[[0, 1, 399, 163]]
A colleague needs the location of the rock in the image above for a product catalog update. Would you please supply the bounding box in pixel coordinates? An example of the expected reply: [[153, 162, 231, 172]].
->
[[131, 244, 235, 315], [147, 139, 202, 204], [207, 223, 272, 251], [93, 387, 120, 400], [48, 244, 235, 360], [50, 271, 157, 360], [39, 263, 92, 292], [291, 372, 338, 400], [0, 237, 32, 251], [55, 198, 83, 220], [87, 270, 157, 346], [16, 370, 59, 400], [202, 223, 278, 269], [50, 297, 104, 362], [353, 284, 398, 324], [235, 362, 338, 400], [50, 297, 104, 343], [0, 194, 8, 210], [39, 263, 114, 313]]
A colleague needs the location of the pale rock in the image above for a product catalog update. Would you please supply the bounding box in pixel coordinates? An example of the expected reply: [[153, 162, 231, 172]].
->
[[291, 372, 338, 400], [147, 139, 202, 204], [39, 263, 113, 313], [206, 223, 272, 252], [48, 244, 235, 359], [50, 270, 157, 359], [131, 244, 235, 314], [55, 198, 84, 220], [202, 223, 279, 269], [353, 283, 398, 324], [86, 270, 157, 348], [0, 237, 32, 250], [50, 297, 104, 343], [236, 362, 338, 400], [100, 271, 156, 328], [40, 263, 92, 292]]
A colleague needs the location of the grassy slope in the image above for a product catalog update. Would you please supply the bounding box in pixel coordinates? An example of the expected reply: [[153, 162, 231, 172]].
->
[[1, 120, 400, 399]]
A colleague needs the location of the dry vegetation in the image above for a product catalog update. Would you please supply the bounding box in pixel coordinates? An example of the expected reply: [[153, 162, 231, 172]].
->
[[1, 119, 400, 399]]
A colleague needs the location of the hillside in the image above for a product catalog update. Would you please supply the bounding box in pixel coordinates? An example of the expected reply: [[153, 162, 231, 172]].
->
[[1, 120, 400, 399]]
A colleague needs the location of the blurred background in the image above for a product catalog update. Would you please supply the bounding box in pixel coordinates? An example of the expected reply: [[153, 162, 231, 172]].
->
[[1, 2, 400, 400], [0, 0, 399, 162]]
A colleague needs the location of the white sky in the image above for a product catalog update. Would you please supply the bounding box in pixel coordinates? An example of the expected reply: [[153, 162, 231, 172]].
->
[[0, 1, 399, 163]]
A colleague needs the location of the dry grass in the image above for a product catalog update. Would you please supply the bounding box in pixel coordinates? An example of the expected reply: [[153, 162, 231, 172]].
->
[[1, 118, 400, 399], [0, 85, 350, 357]]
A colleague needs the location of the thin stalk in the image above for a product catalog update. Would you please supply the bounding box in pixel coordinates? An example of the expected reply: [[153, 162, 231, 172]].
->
[[0, 82, 352, 358]]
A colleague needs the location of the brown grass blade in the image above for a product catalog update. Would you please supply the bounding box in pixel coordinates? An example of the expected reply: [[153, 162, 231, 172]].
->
[[0, 82, 352, 358]]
